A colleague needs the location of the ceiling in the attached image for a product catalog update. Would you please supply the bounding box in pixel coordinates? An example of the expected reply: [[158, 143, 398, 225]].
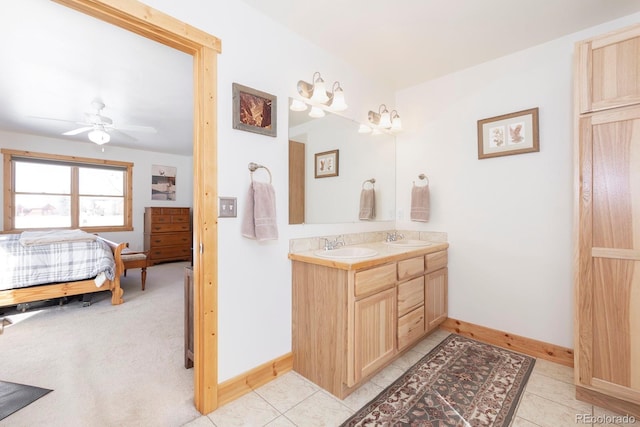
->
[[241, 0, 640, 89], [1, 1, 640, 156]]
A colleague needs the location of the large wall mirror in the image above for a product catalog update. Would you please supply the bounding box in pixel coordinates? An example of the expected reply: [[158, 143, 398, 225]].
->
[[288, 99, 396, 224]]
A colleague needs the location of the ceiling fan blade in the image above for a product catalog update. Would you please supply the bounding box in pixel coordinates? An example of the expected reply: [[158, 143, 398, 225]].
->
[[116, 124, 157, 133], [63, 126, 94, 136]]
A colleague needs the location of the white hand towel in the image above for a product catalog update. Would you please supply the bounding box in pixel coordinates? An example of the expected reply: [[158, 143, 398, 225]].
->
[[359, 188, 376, 220], [410, 184, 430, 222], [241, 181, 278, 241]]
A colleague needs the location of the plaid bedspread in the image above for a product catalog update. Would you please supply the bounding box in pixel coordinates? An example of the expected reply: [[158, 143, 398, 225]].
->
[[0, 234, 116, 291]]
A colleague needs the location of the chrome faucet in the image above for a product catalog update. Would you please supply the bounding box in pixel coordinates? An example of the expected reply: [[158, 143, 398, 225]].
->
[[323, 236, 346, 250], [385, 231, 404, 242]]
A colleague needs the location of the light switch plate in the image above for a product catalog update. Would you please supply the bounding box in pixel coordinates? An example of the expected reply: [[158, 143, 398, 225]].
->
[[219, 197, 237, 218]]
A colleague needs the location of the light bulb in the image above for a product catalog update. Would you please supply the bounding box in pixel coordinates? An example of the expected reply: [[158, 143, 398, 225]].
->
[[88, 129, 110, 145], [290, 99, 308, 111], [310, 75, 329, 104], [308, 106, 325, 118]]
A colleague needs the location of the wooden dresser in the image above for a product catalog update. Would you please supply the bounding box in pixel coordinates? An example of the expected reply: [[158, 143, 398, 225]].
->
[[144, 207, 192, 265]]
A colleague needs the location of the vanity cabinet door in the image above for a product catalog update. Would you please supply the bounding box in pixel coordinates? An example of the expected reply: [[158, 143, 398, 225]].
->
[[425, 267, 448, 331], [351, 287, 396, 385]]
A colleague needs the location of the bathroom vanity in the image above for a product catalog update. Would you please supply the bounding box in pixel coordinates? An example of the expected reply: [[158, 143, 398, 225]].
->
[[289, 241, 448, 398]]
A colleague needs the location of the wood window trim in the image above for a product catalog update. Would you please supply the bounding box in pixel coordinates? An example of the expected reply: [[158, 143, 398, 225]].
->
[[2, 149, 134, 232]]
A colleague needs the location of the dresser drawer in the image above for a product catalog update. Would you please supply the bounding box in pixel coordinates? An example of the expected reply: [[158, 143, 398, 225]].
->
[[354, 264, 396, 298], [151, 214, 189, 224], [425, 250, 448, 273], [397, 256, 424, 281], [147, 232, 191, 247], [149, 245, 192, 260], [149, 223, 191, 233], [397, 276, 424, 317], [398, 305, 425, 350]]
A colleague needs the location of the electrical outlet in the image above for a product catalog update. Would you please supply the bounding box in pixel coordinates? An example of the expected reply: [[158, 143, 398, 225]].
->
[[219, 197, 237, 218]]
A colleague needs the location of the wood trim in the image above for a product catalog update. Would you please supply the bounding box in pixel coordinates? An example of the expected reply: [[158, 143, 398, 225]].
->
[[576, 386, 640, 418], [217, 353, 293, 407], [591, 378, 640, 404], [53, 0, 220, 415], [592, 248, 640, 260], [440, 318, 574, 367]]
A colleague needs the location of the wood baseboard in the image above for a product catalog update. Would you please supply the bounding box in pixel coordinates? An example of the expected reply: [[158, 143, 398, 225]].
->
[[441, 318, 574, 367], [577, 386, 640, 418], [217, 352, 293, 408]]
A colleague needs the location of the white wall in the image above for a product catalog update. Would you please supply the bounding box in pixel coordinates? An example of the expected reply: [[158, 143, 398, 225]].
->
[[395, 14, 640, 348], [141, 0, 396, 381], [0, 130, 193, 250]]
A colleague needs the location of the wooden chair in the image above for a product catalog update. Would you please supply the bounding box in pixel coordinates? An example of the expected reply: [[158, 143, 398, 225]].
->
[[121, 248, 150, 290]]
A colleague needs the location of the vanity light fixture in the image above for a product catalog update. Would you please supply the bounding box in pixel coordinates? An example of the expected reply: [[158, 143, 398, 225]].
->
[[289, 99, 308, 112], [87, 128, 111, 145], [308, 106, 325, 118], [295, 71, 348, 112], [368, 104, 403, 132]]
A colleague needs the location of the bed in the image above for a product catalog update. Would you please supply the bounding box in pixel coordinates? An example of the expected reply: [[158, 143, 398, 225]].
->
[[0, 230, 127, 308]]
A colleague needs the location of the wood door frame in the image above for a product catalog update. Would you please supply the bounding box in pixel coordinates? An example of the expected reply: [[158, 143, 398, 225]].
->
[[52, 0, 221, 414]]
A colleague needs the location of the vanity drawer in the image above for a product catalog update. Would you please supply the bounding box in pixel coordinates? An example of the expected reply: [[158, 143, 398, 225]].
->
[[397, 256, 424, 281], [354, 264, 396, 297], [398, 305, 425, 350], [397, 276, 424, 317], [425, 250, 448, 273]]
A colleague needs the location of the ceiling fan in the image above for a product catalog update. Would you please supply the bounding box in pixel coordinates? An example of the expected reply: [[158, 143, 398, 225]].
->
[[35, 99, 157, 145]]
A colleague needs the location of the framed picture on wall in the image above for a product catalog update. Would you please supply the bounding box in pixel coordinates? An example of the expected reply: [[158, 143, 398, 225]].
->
[[314, 149, 339, 178], [232, 83, 277, 137], [477, 107, 539, 159]]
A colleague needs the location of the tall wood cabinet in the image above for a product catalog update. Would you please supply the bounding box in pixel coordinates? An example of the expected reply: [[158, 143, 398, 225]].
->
[[574, 23, 640, 417], [144, 207, 192, 265]]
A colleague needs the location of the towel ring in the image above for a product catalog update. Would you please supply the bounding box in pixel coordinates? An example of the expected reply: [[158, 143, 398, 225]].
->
[[362, 178, 376, 189], [413, 173, 429, 186], [248, 162, 272, 183]]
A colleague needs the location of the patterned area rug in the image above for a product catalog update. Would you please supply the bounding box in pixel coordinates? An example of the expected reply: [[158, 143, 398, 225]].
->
[[341, 334, 535, 426]]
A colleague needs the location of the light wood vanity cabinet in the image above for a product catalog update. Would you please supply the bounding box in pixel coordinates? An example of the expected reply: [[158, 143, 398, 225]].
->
[[575, 23, 640, 417], [290, 244, 448, 398]]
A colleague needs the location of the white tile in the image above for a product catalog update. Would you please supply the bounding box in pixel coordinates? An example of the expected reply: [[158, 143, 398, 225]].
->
[[511, 416, 542, 426], [341, 381, 383, 411], [254, 372, 319, 413], [516, 392, 585, 427], [181, 415, 216, 427], [593, 404, 640, 426], [206, 392, 280, 427], [532, 359, 574, 385], [264, 415, 297, 427], [284, 391, 353, 427], [390, 349, 424, 371], [368, 363, 406, 389], [524, 373, 592, 413]]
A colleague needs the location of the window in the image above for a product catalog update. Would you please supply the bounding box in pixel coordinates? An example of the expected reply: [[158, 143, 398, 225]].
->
[[3, 149, 133, 232]]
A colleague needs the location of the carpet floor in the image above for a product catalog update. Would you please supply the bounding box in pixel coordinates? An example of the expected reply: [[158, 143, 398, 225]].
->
[[341, 334, 536, 426]]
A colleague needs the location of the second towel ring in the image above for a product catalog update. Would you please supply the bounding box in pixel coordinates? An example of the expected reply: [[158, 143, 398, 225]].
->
[[248, 162, 272, 183], [362, 178, 376, 189], [413, 173, 429, 186]]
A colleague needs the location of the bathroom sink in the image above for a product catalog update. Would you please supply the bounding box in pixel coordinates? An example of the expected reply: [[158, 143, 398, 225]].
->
[[314, 247, 378, 259], [384, 239, 432, 247]]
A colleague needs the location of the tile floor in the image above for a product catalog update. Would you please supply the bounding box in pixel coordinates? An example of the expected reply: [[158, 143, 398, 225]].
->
[[183, 329, 639, 427]]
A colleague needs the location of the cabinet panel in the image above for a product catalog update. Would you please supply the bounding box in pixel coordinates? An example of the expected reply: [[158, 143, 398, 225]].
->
[[398, 305, 425, 350], [354, 264, 396, 298], [352, 288, 396, 384], [397, 256, 424, 281], [588, 29, 640, 112], [426, 268, 448, 331], [397, 276, 424, 317], [425, 251, 448, 273]]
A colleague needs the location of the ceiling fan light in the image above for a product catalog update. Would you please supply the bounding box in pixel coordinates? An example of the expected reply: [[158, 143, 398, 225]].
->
[[88, 129, 110, 145]]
